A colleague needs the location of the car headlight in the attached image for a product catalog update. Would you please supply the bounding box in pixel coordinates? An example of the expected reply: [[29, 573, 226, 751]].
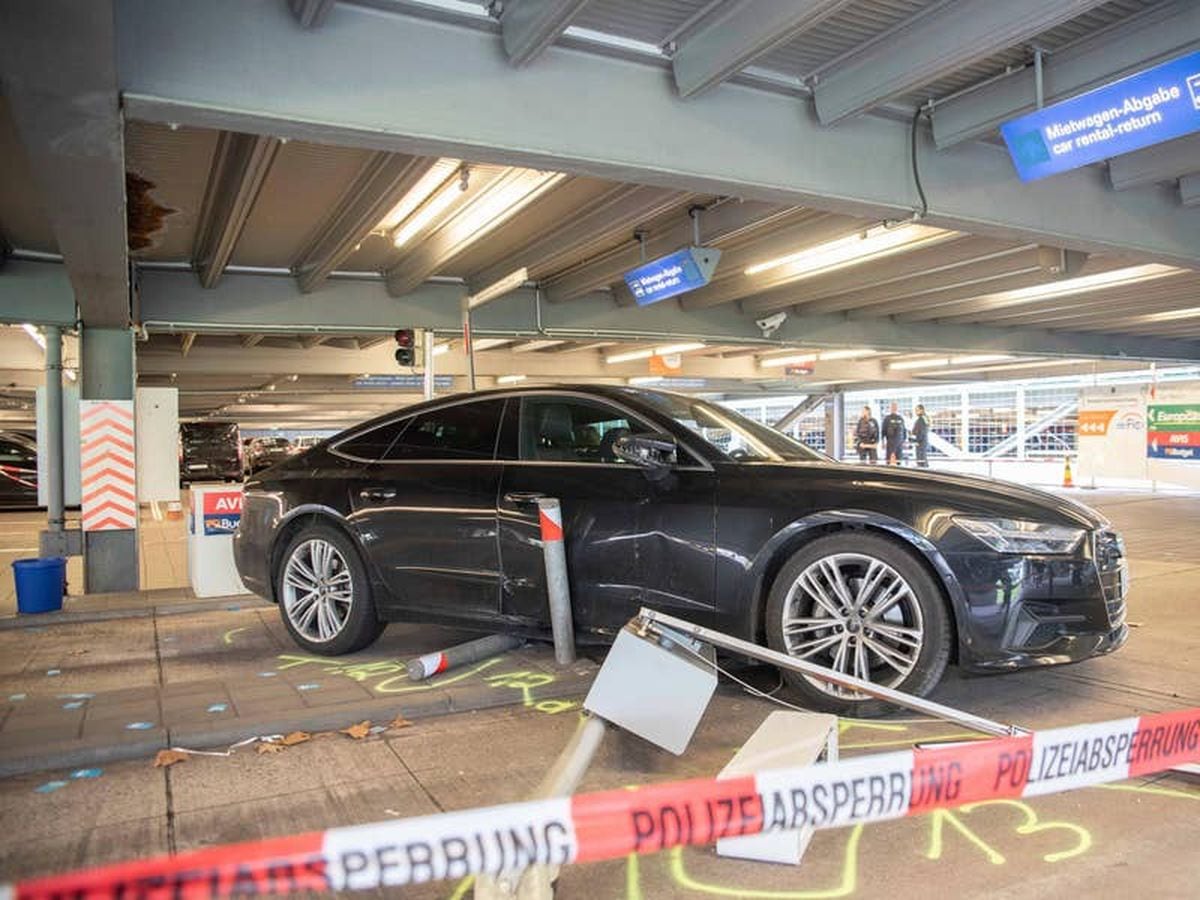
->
[[955, 517, 1085, 554]]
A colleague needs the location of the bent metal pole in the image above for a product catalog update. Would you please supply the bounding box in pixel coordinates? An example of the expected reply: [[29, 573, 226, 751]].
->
[[636, 608, 1024, 738], [538, 497, 576, 665]]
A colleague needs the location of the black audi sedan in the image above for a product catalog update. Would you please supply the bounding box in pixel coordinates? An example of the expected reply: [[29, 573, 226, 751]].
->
[[233, 385, 1127, 714]]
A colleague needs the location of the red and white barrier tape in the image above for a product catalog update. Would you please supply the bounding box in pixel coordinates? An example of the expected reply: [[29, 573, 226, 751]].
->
[[3, 707, 1197, 898]]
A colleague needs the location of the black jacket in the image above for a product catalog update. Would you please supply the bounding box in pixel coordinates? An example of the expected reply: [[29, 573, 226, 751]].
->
[[912, 414, 929, 446], [882, 413, 907, 446], [854, 417, 879, 447]]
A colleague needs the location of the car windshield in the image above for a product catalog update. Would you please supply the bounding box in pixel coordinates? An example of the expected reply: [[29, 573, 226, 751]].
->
[[630, 390, 831, 463]]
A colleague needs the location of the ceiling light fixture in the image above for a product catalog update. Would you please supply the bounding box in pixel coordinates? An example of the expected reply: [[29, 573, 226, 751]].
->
[[511, 340, 566, 352], [759, 353, 818, 369], [432, 342, 451, 356], [968, 263, 1181, 305], [817, 348, 876, 361], [471, 338, 513, 351], [949, 353, 1014, 365], [1136, 305, 1200, 323], [496, 374, 526, 385], [392, 173, 466, 249], [890, 357, 950, 371], [605, 342, 705, 364], [744, 223, 953, 279], [628, 376, 663, 385], [468, 268, 528, 309], [21, 323, 45, 351], [378, 158, 461, 232]]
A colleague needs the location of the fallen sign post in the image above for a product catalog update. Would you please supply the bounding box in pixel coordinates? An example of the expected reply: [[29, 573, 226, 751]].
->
[[405, 634, 524, 681], [3, 705, 1197, 898]]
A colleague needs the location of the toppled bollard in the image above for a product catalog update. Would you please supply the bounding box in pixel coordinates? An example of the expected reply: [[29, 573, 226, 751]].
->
[[405, 633, 524, 681]]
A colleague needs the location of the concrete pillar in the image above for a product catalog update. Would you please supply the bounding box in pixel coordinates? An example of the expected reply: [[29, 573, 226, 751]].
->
[[81, 326, 139, 593], [825, 391, 845, 460]]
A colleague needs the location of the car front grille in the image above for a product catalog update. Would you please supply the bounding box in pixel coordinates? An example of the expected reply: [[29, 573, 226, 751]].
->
[[1094, 529, 1127, 628]]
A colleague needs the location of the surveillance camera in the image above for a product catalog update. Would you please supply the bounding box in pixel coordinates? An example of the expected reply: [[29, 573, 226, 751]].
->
[[756, 312, 787, 337]]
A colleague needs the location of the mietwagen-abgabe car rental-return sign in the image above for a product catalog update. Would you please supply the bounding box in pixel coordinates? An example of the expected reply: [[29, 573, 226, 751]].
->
[[1148, 403, 1200, 461], [1001, 49, 1200, 182]]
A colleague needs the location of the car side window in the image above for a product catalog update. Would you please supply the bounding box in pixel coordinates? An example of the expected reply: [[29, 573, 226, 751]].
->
[[0, 440, 34, 465], [518, 397, 659, 464], [385, 399, 505, 461], [333, 419, 410, 462]]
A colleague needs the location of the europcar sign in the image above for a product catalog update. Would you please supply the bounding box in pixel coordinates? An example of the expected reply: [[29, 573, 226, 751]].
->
[[1000, 49, 1200, 182]]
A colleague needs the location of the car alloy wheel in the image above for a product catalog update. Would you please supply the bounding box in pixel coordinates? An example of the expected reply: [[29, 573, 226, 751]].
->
[[281, 538, 354, 643], [780, 552, 924, 698]]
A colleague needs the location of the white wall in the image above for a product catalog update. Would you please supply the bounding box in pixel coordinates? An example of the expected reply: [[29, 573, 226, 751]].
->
[[136, 387, 180, 502]]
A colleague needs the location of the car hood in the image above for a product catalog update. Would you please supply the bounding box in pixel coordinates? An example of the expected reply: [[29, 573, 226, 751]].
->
[[737, 461, 1109, 530]]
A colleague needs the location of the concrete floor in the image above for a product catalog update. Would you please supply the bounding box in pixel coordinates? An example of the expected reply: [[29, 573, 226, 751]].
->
[[1, 490, 1198, 897]]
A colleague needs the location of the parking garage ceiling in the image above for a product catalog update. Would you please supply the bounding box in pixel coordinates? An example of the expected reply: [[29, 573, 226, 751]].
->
[[1, 0, 1199, 422]]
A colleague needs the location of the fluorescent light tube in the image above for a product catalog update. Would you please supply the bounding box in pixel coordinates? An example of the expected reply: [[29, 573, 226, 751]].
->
[[496, 374, 526, 384], [378, 158, 461, 231], [890, 357, 950, 371], [628, 376, 663, 385], [760, 353, 817, 369], [744, 224, 952, 278], [605, 342, 705, 364], [511, 340, 566, 352], [949, 353, 1014, 365], [392, 178, 465, 249], [468, 268, 528, 309], [968, 264, 1180, 305], [1137, 305, 1200, 323], [432, 343, 451, 356], [471, 338, 513, 351], [817, 348, 876, 361], [21, 323, 45, 351]]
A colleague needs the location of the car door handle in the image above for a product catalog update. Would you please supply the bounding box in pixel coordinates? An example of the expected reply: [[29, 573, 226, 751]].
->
[[359, 488, 397, 501], [504, 491, 545, 505]]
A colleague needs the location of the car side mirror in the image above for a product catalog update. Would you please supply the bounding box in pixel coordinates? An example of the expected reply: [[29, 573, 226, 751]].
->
[[612, 432, 677, 478]]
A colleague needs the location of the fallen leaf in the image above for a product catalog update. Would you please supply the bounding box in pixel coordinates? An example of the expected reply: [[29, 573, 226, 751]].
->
[[1128, 621, 1143, 628], [340, 721, 371, 740], [256, 741, 287, 755], [388, 714, 413, 730], [154, 750, 189, 768], [281, 731, 311, 746]]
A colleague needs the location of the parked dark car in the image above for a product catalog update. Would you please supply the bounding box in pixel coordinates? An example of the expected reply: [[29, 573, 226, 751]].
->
[[233, 386, 1127, 714], [246, 437, 294, 474], [179, 422, 242, 483], [0, 431, 38, 509]]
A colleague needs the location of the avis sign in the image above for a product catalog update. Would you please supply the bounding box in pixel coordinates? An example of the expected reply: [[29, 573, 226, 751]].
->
[[202, 490, 243, 535], [1147, 403, 1200, 461]]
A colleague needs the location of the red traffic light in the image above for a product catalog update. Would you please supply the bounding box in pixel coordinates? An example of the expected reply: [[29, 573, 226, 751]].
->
[[394, 328, 414, 347], [394, 328, 416, 366]]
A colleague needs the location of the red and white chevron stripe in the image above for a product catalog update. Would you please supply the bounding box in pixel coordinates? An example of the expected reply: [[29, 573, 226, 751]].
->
[[80, 400, 137, 532]]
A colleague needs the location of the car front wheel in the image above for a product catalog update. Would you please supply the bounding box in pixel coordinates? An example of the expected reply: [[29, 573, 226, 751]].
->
[[276, 524, 385, 655], [765, 532, 951, 717]]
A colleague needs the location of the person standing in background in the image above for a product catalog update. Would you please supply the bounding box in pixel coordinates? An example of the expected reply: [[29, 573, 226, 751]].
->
[[882, 402, 907, 465], [854, 405, 879, 463], [912, 404, 930, 468]]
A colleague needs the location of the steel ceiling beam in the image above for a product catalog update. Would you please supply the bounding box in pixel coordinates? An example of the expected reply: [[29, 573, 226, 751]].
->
[[1109, 134, 1200, 192], [115, 0, 1200, 267], [0, 260, 77, 326], [468, 183, 687, 293], [293, 153, 439, 293], [812, 0, 1107, 124], [797, 244, 1053, 315], [288, 0, 336, 28], [542, 200, 793, 303], [0, 0, 129, 326], [385, 168, 563, 297], [938, 277, 1200, 327], [672, 0, 853, 98], [193, 132, 281, 288], [131, 267, 1200, 362], [500, 0, 591, 67], [1181, 175, 1200, 207], [845, 270, 1061, 320], [932, 0, 1200, 148]]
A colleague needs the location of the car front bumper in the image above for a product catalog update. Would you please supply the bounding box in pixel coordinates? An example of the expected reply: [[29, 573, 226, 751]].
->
[[943, 528, 1129, 672]]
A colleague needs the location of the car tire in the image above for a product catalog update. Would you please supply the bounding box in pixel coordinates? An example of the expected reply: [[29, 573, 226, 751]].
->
[[275, 523, 385, 655], [764, 532, 951, 717]]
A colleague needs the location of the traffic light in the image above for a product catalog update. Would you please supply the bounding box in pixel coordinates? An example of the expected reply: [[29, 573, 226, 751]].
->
[[394, 328, 415, 367]]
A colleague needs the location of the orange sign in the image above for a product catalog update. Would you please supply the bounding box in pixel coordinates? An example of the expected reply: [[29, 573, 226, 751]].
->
[[648, 353, 682, 375], [1077, 409, 1116, 437]]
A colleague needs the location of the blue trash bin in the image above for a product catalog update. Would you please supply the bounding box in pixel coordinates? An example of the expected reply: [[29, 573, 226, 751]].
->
[[12, 557, 66, 614]]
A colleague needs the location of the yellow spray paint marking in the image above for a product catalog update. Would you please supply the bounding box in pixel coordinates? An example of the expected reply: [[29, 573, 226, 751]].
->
[[221, 627, 247, 646], [839, 732, 984, 752], [926, 799, 1091, 866], [660, 824, 864, 898], [272, 653, 503, 694], [446, 875, 475, 900], [1095, 782, 1200, 802], [836, 718, 912, 736]]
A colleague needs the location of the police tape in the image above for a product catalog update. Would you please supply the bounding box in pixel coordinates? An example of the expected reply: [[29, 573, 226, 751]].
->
[[3, 707, 1197, 898]]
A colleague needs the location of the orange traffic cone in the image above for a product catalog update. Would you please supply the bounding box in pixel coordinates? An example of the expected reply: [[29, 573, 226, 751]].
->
[[1062, 457, 1074, 488]]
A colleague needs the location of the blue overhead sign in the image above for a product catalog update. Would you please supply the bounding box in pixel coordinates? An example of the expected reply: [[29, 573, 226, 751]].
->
[[624, 246, 721, 306], [1000, 50, 1200, 182], [353, 375, 454, 389]]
